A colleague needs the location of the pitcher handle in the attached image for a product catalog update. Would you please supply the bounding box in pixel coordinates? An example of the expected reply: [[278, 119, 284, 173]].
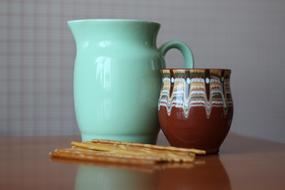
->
[[159, 40, 194, 68]]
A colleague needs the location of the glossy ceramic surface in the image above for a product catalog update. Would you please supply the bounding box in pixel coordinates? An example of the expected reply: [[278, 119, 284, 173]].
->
[[68, 19, 194, 143], [158, 69, 233, 153]]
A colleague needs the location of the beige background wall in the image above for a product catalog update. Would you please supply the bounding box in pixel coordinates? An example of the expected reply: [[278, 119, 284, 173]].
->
[[0, 0, 284, 143]]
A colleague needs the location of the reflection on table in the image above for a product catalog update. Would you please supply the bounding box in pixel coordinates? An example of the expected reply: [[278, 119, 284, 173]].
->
[[75, 156, 231, 190]]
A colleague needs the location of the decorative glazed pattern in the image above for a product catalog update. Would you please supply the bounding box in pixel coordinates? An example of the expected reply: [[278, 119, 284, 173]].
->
[[158, 69, 233, 119]]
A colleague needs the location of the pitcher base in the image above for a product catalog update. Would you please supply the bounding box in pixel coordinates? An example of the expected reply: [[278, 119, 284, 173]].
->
[[81, 133, 158, 144]]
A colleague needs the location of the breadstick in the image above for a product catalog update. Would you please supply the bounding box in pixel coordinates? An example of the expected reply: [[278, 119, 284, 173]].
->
[[90, 139, 206, 155], [50, 148, 162, 165], [71, 141, 195, 162], [50, 140, 204, 166]]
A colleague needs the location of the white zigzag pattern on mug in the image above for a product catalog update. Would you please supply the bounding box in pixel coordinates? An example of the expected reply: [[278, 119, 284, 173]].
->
[[158, 77, 233, 119]]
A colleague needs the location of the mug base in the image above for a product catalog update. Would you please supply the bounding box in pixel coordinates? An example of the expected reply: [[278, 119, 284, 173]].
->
[[81, 133, 157, 144]]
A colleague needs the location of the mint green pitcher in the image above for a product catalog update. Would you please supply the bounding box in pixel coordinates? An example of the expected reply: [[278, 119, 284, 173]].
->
[[68, 19, 194, 143]]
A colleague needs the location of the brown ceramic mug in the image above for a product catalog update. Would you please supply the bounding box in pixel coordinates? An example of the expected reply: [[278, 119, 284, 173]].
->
[[158, 68, 233, 154]]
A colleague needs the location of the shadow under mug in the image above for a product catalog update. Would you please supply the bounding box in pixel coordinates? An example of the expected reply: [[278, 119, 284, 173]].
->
[[158, 68, 233, 154]]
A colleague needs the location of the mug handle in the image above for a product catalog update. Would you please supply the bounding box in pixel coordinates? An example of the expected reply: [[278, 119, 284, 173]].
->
[[159, 40, 194, 68]]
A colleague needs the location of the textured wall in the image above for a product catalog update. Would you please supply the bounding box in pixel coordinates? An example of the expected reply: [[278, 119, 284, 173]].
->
[[0, 0, 284, 142]]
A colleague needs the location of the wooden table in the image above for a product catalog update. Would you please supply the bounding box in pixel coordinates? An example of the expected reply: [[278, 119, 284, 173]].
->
[[0, 133, 284, 190]]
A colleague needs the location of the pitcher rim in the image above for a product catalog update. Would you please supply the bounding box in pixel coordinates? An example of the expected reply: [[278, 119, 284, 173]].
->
[[67, 19, 160, 26], [161, 68, 231, 72]]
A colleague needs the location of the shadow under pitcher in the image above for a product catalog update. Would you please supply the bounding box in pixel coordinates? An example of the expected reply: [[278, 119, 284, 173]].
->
[[68, 19, 194, 143]]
